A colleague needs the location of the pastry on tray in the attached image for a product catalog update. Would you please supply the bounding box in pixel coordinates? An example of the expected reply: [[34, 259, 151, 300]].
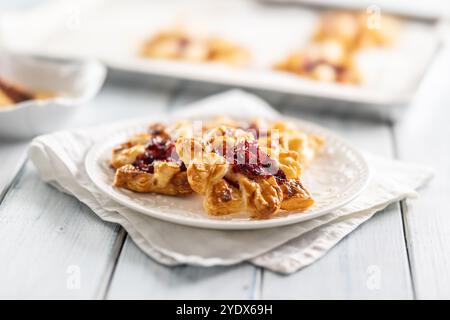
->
[[140, 28, 251, 67], [0, 76, 54, 108], [274, 39, 361, 84], [111, 123, 192, 196], [275, 10, 401, 84], [313, 11, 401, 50], [111, 117, 324, 219]]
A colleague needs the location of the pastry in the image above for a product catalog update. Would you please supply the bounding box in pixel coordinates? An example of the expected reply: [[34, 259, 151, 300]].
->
[[0, 76, 54, 108], [275, 10, 401, 84], [274, 39, 360, 84], [111, 123, 192, 196], [140, 28, 251, 67], [111, 118, 324, 219], [314, 11, 401, 50]]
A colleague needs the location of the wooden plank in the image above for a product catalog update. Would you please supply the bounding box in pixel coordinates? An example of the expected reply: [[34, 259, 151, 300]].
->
[[0, 77, 178, 299], [106, 238, 257, 299], [108, 87, 412, 299], [393, 44, 450, 299], [0, 163, 121, 299], [261, 105, 413, 299]]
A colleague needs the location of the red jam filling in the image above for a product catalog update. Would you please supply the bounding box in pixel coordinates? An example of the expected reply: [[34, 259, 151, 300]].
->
[[177, 37, 191, 54], [246, 123, 261, 139], [0, 77, 34, 103], [302, 59, 346, 76], [133, 136, 186, 173], [215, 139, 285, 181]]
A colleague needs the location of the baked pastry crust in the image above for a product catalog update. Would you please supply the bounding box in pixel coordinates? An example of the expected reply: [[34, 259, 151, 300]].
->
[[111, 133, 150, 169], [274, 40, 361, 84], [0, 77, 34, 108], [113, 163, 192, 196], [140, 28, 251, 67], [275, 11, 401, 84], [314, 11, 401, 50], [175, 119, 323, 218]]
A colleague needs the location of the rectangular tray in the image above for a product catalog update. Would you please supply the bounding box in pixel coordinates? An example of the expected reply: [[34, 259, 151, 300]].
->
[[0, 0, 443, 120]]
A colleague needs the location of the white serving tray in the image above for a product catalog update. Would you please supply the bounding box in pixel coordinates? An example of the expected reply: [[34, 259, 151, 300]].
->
[[0, 0, 443, 115]]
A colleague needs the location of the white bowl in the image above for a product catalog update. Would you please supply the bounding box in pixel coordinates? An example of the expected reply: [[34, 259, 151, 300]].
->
[[0, 51, 107, 139]]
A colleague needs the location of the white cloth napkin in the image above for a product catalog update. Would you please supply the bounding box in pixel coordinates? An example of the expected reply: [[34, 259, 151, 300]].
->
[[28, 91, 433, 274]]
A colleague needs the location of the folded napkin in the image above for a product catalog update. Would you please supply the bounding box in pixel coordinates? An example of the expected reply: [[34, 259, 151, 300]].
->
[[29, 91, 433, 274]]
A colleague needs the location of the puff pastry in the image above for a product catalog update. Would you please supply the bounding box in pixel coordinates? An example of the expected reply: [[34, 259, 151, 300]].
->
[[175, 119, 322, 218], [140, 28, 251, 67], [0, 77, 34, 108], [0, 76, 54, 108], [314, 11, 401, 50], [111, 123, 192, 196], [275, 11, 401, 84], [274, 39, 361, 84], [111, 118, 323, 219]]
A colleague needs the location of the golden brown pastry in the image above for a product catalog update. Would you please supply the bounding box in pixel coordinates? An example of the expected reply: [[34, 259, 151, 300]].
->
[[140, 29, 208, 62], [175, 119, 322, 218], [114, 163, 192, 196], [0, 76, 54, 108], [140, 28, 251, 67], [314, 12, 361, 49], [259, 120, 325, 166], [206, 37, 252, 67], [0, 77, 34, 108], [0, 90, 13, 107], [314, 11, 401, 50], [275, 11, 401, 84], [111, 123, 193, 196], [355, 13, 401, 48], [111, 118, 323, 218], [274, 39, 361, 84]]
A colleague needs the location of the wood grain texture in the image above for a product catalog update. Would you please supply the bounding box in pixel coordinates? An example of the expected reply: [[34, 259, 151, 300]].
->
[[107, 238, 257, 299], [394, 42, 450, 299], [0, 164, 121, 299], [0, 141, 28, 201], [261, 105, 413, 299]]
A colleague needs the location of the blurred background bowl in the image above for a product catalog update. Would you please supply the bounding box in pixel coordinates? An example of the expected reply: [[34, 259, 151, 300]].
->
[[0, 51, 107, 139]]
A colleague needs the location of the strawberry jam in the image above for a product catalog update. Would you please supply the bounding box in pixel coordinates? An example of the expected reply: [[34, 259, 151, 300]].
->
[[230, 140, 283, 180], [303, 59, 346, 78], [246, 123, 267, 139], [133, 136, 185, 173]]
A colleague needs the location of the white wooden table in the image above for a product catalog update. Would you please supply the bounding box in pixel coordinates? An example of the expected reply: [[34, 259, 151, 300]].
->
[[1, 1, 450, 300]]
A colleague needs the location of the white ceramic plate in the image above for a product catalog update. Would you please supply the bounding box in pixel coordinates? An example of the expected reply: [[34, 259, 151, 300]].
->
[[0, 0, 441, 111], [84, 116, 370, 230]]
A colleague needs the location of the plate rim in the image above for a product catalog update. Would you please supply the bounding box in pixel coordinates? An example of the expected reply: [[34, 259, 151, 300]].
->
[[84, 116, 371, 230]]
